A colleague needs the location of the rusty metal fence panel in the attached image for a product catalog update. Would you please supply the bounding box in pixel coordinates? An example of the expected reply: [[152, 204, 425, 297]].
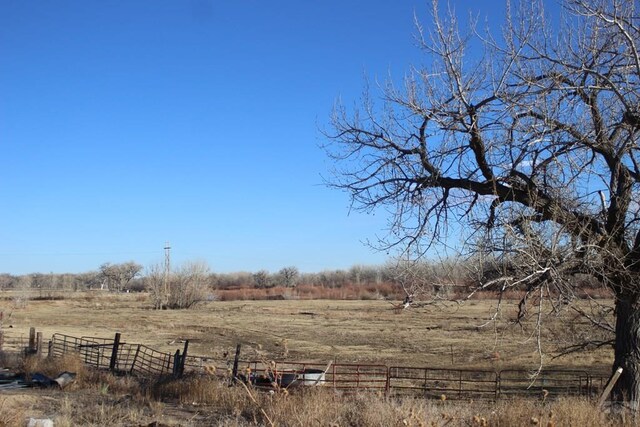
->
[[389, 367, 498, 399], [498, 369, 592, 398], [129, 345, 175, 376], [50, 334, 113, 368], [328, 363, 389, 392], [51, 334, 175, 376], [78, 336, 114, 369], [48, 333, 606, 400], [50, 334, 81, 358], [236, 360, 388, 392], [183, 355, 231, 375]]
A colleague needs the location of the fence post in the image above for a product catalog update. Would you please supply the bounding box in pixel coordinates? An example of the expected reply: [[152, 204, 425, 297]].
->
[[0, 330, 3, 352], [231, 344, 241, 384], [385, 366, 390, 396], [333, 364, 336, 389], [495, 371, 501, 400], [36, 332, 43, 357], [48, 340, 53, 358], [180, 340, 189, 376], [598, 367, 623, 408], [29, 327, 36, 353], [109, 332, 121, 372]]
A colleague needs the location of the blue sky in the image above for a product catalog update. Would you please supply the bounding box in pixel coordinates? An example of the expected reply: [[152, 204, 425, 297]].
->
[[1, 1, 518, 275]]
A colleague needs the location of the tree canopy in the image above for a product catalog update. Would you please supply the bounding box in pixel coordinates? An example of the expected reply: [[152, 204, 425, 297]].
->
[[326, 0, 640, 407]]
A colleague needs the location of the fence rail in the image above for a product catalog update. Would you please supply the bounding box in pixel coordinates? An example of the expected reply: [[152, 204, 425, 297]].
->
[[498, 369, 592, 397], [212, 358, 602, 399], [47, 332, 607, 400], [50, 333, 180, 376], [389, 367, 499, 398]]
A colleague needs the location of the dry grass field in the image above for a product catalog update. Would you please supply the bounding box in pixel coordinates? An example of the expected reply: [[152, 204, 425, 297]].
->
[[0, 291, 613, 371], [0, 292, 620, 426]]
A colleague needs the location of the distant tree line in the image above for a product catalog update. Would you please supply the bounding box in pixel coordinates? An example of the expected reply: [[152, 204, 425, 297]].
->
[[0, 256, 612, 312], [0, 260, 469, 292], [0, 256, 610, 300]]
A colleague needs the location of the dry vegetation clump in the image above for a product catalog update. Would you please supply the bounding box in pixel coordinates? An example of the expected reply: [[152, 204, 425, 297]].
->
[[0, 396, 28, 427], [214, 283, 404, 301], [19, 352, 138, 395], [151, 373, 246, 408], [0, 355, 635, 427], [51, 394, 152, 427], [241, 393, 636, 427], [129, 373, 639, 426], [20, 353, 87, 382]]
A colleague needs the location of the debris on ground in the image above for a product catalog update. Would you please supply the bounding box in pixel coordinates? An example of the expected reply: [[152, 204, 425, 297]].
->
[[26, 418, 54, 427], [0, 370, 76, 390]]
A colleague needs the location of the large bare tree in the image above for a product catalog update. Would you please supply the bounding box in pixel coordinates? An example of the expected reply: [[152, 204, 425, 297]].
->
[[326, 0, 640, 406], [99, 261, 142, 292]]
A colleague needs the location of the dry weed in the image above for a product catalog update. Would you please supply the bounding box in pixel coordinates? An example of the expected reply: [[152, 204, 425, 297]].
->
[[21, 353, 87, 385], [0, 396, 27, 427], [52, 395, 147, 427]]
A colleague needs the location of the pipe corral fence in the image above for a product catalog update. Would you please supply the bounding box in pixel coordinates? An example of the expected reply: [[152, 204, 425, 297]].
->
[[46, 332, 607, 400], [50, 333, 183, 376]]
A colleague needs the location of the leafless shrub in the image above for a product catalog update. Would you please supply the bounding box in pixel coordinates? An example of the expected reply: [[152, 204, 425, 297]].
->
[[166, 261, 211, 309]]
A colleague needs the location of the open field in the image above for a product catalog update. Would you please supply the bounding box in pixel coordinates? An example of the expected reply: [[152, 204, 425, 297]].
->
[[0, 292, 623, 426], [0, 291, 613, 373]]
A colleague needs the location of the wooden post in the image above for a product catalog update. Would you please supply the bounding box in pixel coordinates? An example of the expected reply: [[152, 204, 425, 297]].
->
[[36, 332, 43, 357], [29, 327, 36, 353], [179, 340, 189, 376], [48, 340, 53, 358], [109, 333, 121, 372], [598, 367, 623, 408], [231, 344, 241, 384]]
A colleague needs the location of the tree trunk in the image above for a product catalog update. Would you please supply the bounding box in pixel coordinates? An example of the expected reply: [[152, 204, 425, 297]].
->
[[612, 296, 640, 410]]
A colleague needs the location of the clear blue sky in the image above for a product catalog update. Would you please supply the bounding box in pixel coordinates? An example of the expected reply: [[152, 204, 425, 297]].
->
[[0, 1, 521, 275]]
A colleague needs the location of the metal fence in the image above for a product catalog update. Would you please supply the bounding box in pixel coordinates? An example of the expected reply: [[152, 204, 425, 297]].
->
[[188, 356, 602, 399], [498, 369, 593, 397], [48, 333, 606, 400], [389, 366, 499, 399], [49, 334, 113, 368], [50, 333, 178, 376]]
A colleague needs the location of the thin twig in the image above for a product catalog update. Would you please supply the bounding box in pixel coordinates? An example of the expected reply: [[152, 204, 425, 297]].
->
[[237, 380, 276, 427]]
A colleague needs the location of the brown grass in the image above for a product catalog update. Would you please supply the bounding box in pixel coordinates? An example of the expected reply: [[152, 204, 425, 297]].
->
[[0, 292, 613, 372], [214, 282, 404, 301], [0, 292, 620, 425], [0, 353, 633, 427]]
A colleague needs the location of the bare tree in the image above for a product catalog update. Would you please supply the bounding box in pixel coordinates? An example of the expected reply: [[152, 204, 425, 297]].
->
[[75, 271, 101, 291], [14, 275, 32, 308], [99, 262, 142, 292], [252, 270, 272, 289], [0, 274, 16, 290], [166, 261, 210, 309], [277, 266, 300, 288], [326, 0, 640, 406], [145, 263, 166, 309]]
